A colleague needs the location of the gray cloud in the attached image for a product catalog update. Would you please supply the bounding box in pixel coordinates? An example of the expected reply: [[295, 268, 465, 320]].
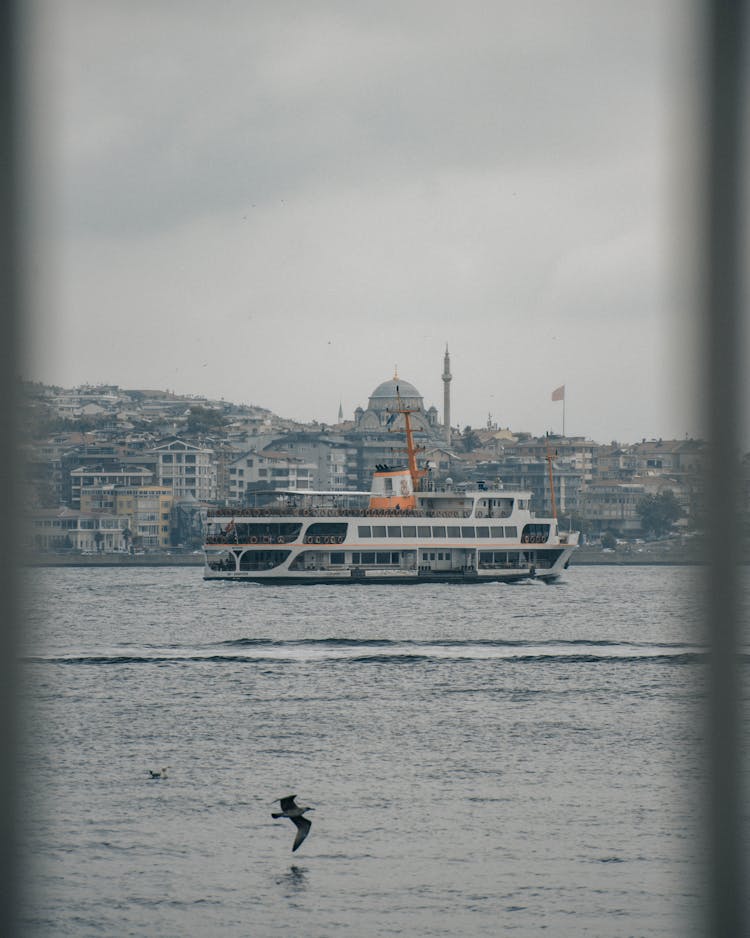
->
[[43, 1, 673, 233], [26, 0, 704, 444]]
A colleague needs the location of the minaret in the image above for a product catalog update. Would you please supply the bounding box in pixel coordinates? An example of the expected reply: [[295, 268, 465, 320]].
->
[[442, 345, 452, 444], [338, 401, 344, 423]]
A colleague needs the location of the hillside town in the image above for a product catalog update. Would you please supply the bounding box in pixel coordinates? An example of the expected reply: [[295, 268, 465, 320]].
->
[[23, 356, 720, 556]]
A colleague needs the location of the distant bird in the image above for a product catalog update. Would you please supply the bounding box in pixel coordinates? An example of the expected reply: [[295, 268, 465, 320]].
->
[[271, 795, 314, 852], [148, 766, 169, 779]]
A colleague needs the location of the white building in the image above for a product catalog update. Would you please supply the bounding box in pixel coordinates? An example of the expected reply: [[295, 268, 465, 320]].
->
[[28, 507, 128, 552], [69, 465, 153, 510], [228, 450, 315, 504], [149, 438, 216, 501], [264, 434, 358, 490]]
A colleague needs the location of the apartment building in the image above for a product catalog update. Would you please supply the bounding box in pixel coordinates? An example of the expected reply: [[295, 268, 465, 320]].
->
[[114, 486, 173, 549], [149, 438, 216, 501], [228, 450, 315, 504], [28, 507, 128, 552], [69, 465, 153, 509]]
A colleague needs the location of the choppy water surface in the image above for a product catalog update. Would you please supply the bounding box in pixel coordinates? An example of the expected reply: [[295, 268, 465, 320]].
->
[[21, 566, 713, 936]]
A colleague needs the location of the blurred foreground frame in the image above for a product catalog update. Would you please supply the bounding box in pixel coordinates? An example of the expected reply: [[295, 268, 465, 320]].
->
[[0, 2, 747, 936], [1, 2, 21, 937], [703, 1, 748, 936]]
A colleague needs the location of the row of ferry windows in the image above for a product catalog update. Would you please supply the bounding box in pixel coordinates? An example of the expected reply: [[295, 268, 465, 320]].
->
[[322, 551, 520, 566], [330, 552, 401, 565], [357, 524, 518, 539]]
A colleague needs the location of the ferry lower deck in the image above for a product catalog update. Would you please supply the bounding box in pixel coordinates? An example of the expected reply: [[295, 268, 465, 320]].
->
[[203, 450, 579, 583], [203, 536, 576, 584]]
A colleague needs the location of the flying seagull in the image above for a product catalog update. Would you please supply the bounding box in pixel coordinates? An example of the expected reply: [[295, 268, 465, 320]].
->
[[148, 766, 169, 779], [272, 795, 313, 852]]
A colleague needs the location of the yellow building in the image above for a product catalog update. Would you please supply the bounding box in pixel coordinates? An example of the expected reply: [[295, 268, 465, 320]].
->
[[78, 484, 173, 550], [114, 485, 173, 549]]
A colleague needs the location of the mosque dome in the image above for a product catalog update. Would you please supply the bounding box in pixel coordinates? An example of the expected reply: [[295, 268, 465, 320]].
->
[[370, 377, 420, 401], [367, 375, 423, 413], [352, 369, 433, 434]]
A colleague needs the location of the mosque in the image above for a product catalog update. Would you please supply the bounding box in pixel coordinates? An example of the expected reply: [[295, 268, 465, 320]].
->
[[349, 348, 453, 444], [227, 349, 456, 498], [353, 375, 438, 433]]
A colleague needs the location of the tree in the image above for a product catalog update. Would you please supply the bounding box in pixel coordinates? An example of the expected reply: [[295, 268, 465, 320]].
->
[[601, 530, 618, 550], [637, 490, 682, 537], [186, 406, 227, 435], [461, 426, 482, 452]]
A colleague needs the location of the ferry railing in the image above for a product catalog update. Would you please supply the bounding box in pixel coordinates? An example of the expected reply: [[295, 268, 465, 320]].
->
[[205, 507, 516, 520]]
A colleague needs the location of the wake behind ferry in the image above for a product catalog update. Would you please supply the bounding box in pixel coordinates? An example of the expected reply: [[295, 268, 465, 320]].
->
[[203, 399, 579, 584]]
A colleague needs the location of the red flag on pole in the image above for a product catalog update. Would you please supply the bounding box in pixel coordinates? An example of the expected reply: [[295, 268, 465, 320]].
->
[[551, 385, 565, 402]]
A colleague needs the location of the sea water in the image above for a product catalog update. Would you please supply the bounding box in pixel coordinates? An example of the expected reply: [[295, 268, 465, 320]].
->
[[19, 565, 718, 936]]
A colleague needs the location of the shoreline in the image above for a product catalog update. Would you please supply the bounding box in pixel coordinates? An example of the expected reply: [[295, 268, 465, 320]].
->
[[24, 553, 205, 567]]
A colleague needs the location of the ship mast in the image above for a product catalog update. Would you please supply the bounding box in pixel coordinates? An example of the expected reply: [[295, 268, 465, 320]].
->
[[391, 386, 427, 491]]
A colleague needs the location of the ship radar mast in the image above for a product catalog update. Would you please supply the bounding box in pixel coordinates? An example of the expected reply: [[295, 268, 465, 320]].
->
[[389, 385, 427, 491]]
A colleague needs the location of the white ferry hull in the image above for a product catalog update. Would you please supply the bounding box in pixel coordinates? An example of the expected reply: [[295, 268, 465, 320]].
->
[[203, 512, 577, 585], [204, 420, 579, 586], [202, 568, 570, 585]]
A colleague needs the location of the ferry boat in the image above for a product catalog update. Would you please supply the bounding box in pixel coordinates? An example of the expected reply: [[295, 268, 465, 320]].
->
[[203, 401, 579, 584]]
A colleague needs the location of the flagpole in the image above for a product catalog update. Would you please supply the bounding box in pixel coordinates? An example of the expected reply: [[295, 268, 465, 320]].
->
[[563, 393, 566, 437]]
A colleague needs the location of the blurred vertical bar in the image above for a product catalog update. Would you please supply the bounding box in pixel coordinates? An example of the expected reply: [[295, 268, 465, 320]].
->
[[704, 1, 747, 936], [0, 0, 19, 934], [0, 0, 19, 929]]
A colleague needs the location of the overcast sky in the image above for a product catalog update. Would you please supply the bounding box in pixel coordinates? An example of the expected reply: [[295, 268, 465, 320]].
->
[[23, 1, 710, 444]]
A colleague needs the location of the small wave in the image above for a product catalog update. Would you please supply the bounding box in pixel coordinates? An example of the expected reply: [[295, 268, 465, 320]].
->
[[511, 652, 707, 665], [24, 655, 171, 666], [23, 642, 716, 667], [346, 653, 435, 665], [220, 637, 395, 648], [219, 636, 703, 650]]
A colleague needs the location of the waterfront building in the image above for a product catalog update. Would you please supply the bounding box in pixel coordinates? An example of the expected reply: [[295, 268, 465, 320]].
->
[[79, 485, 118, 514], [114, 486, 173, 549], [579, 474, 689, 536], [28, 506, 128, 552], [422, 446, 462, 478], [471, 456, 584, 520], [596, 439, 705, 524], [629, 438, 705, 476], [596, 444, 639, 480], [77, 483, 173, 549], [265, 432, 359, 491], [210, 441, 239, 503], [504, 435, 599, 483], [69, 465, 153, 510], [228, 450, 316, 504], [149, 438, 216, 501], [578, 481, 648, 535], [171, 496, 208, 549], [60, 443, 125, 505]]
